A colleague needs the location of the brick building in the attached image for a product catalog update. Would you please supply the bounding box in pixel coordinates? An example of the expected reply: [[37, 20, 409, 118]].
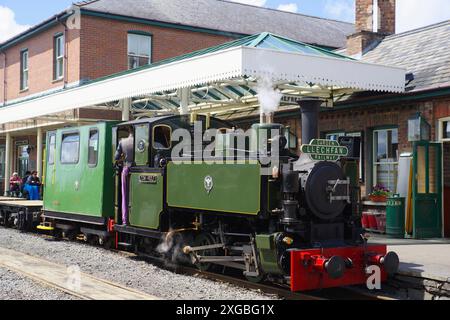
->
[[0, 0, 354, 192], [231, 0, 450, 237]]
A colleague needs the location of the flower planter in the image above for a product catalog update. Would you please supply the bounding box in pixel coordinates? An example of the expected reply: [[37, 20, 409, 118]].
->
[[369, 195, 387, 203]]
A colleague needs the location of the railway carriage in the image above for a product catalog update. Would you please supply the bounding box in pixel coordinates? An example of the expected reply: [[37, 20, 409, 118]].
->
[[33, 100, 398, 292]]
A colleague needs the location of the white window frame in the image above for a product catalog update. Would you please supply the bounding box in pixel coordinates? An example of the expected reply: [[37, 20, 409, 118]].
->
[[20, 50, 29, 90], [438, 117, 450, 142], [54, 34, 64, 80], [373, 128, 399, 191], [127, 33, 152, 70]]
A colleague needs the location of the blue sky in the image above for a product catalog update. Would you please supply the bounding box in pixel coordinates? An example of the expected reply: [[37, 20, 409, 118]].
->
[[1, 0, 450, 42]]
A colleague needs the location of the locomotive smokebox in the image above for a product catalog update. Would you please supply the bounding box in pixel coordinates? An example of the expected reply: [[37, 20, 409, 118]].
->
[[298, 98, 323, 145]]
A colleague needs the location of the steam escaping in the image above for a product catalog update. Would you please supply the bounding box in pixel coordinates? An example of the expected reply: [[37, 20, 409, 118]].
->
[[256, 77, 282, 117]]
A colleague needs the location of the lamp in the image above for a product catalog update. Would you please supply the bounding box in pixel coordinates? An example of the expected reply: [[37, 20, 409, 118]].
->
[[408, 112, 430, 142]]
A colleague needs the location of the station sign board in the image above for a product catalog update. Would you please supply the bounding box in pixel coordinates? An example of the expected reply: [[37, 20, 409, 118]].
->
[[300, 139, 349, 161]]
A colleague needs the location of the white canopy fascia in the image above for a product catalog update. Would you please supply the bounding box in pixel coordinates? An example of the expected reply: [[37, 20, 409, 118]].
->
[[0, 46, 405, 124]]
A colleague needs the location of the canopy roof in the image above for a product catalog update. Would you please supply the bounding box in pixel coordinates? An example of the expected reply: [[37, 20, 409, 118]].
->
[[0, 32, 405, 125]]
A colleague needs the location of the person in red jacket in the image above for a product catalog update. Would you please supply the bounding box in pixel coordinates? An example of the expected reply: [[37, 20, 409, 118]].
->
[[9, 172, 22, 197]]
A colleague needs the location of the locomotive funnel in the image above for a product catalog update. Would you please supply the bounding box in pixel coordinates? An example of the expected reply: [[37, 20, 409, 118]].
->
[[297, 98, 323, 145]]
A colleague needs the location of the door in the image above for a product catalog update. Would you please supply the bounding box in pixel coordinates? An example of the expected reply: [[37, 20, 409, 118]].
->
[[413, 141, 442, 238], [17, 145, 29, 177]]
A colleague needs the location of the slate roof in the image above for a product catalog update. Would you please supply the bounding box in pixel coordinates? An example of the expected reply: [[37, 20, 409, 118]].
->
[[362, 20, 450, 92], [76, 0, 354, 48]]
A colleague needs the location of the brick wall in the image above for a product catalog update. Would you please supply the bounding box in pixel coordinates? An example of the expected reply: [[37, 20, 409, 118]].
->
[[0, 25, 81, 104], [378, 0, 396, 34], [1, 14, 235, 105], [79, 15, 235, 82], [356, 0, 374, 32]]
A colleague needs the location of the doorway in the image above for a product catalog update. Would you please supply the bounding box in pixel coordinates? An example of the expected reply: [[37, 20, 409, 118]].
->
[[443, 142, 450, 237], [16, 144, 29, 178]]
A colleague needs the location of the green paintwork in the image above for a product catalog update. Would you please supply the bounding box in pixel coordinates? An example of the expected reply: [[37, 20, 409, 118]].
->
[[255, 234, 283, 274], [134, 123, 150, 166], [129, 173, 163, 229], [167, 161, 261, 215], [386, 195, 406, 238], [43, 122, 115, 218], [412, 141, 443, 239]]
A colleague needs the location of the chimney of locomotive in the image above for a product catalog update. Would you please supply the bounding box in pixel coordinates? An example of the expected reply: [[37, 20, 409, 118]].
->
[[297, 98, 323, 145]]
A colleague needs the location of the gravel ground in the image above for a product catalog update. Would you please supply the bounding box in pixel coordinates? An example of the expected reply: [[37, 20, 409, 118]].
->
[[0, 227, 278, 300], [0, 266, 78, 300]]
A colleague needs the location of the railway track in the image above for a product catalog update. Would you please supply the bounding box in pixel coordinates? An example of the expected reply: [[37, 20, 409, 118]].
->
[[0, 227, 394, 300], [0, 246, 159, 300], [121, 251, 393, 301]]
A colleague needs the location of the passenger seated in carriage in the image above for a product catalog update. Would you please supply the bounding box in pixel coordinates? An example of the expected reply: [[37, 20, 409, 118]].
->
[[24, 171, 41, 200]]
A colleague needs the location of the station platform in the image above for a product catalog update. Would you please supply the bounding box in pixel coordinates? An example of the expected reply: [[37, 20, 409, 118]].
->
[[368, 235, 450, 299]]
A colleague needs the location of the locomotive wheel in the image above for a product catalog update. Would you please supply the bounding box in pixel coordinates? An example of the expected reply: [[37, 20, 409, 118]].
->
[[193, 233, 219, 272]]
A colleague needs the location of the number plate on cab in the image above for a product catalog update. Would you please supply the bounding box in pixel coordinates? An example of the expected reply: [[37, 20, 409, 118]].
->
[[139, 174, 158, 184]]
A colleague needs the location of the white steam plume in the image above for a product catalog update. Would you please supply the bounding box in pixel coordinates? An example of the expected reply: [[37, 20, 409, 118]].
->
[[256, 77, 282, 116]]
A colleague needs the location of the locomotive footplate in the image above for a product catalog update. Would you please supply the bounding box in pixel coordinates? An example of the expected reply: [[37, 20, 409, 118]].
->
[[289, 245, 399, 292]]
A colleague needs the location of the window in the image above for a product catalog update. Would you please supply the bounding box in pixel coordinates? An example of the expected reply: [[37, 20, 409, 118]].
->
[[326, 132, 345, 141], [61, 133, 80, 164], [373, 128, 398, 192], [88, 130, 99, 166], [326, 131, 364, 181], [153, 125, 171, 150], [20, 50, 29, 90], [128, 33, 152, 69], [0, 146, 5, 180], [443, 121, 450, 140], [48, 133, 56, 165], [54, 34, 64, 80]]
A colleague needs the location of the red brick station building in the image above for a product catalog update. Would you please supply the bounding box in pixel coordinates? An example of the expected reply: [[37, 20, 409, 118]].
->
[[0, 0, 449, 237]]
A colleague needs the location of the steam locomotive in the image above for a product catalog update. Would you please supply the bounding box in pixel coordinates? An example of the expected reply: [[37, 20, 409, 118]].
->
[[3, 98, 398, 292]]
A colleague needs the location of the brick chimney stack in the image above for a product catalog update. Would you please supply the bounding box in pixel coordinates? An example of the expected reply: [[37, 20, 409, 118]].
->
[[347, 0, 396, 57]]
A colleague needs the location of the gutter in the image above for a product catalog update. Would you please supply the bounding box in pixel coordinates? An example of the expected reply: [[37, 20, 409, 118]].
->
[[0, 11, 72, 51]]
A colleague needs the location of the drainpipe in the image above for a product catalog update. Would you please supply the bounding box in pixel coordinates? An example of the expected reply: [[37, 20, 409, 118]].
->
[[1, 50, 6, 106]]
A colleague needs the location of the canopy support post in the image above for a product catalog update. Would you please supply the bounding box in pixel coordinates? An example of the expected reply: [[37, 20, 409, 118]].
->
[[121, 98, 131, 121], [36, 127, 43, 178], [179, 87, 190, 115], [3, 133, 11, 196]]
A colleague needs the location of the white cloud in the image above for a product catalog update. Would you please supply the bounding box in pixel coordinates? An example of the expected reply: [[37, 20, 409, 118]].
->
[[0, 6, 31, 43], [397, 0, 450, 32], [277, 3, 298, 13], [324, 0, 355, 22], [228, 0, 267, 7]]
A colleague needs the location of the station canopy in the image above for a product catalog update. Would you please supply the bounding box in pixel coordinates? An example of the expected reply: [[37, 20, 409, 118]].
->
[[0, 32, 406, 124]]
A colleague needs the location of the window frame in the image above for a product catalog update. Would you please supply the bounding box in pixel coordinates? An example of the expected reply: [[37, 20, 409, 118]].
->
[[87, 129, 100, 168], [47, 133, 57, 165], [152, 124, 172, 150], [54, 33, 65, 81], [127, 32, 152, 70], [372, 127, 399, 191], [60, 131, 80, 165], [438, 116, 450, 142], [20, 49, 29, 91]]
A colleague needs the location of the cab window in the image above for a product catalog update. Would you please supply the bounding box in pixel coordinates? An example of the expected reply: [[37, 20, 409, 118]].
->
[[153, 125, 171, 150], [61, 133, 80, 164], [48, 133, 56, 165], [88, 130, 99, 166]]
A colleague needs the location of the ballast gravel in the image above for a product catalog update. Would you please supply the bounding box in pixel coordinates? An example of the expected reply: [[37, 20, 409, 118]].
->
[[0, 227, 278, 300], [0, 266, 78, 300]]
